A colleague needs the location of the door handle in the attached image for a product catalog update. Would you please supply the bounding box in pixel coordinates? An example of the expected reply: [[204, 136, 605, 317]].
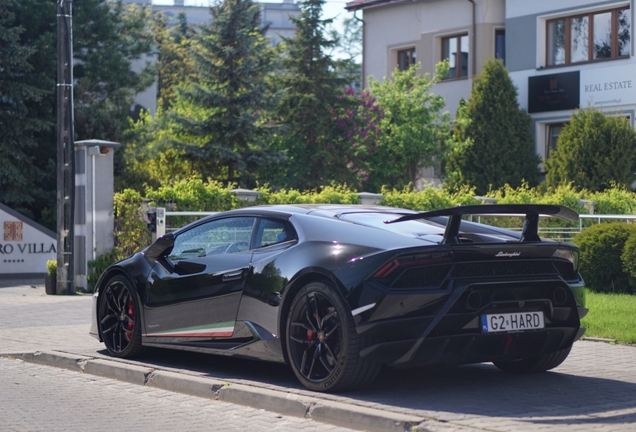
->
[[222, 270, 244, 281]]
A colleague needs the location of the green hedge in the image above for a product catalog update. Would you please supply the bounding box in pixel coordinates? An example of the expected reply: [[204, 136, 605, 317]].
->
[[573, 223, 636, 294]]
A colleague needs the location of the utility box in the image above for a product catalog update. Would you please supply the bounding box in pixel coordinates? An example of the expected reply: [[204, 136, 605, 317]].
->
[[74, 139, 120, 291]]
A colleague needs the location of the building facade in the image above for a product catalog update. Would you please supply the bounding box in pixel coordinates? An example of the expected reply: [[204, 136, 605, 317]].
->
[[506, 0, 634, 166], [346, 0, 506, 185], [346, 0, 635, 184]]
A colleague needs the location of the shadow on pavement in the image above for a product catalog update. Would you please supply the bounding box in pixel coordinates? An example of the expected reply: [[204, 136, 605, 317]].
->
[[85, 344, 636, 426]]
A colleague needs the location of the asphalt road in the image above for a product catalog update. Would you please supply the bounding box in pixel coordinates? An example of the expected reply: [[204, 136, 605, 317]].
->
[[1, 279, 635, 431]]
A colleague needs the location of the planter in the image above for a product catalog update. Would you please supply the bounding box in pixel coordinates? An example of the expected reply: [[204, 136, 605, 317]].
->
[[45, 275, 57, 295]]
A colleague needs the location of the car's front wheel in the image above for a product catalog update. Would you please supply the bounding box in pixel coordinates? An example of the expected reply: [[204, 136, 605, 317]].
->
[[98, 275, 145, 358], [493, 346, 572, 373], [286, 281, 381, 392]]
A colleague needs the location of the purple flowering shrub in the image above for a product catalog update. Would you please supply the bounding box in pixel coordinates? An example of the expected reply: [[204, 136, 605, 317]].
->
[[333, 87, 385, 185]]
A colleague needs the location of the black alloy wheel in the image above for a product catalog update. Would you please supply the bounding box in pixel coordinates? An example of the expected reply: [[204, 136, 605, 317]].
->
[[98, 275, 145, 358], [286, 282, 381, 392]]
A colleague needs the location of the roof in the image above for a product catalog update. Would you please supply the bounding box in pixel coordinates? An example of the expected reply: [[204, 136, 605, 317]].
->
[[345, 0, 420, 12]]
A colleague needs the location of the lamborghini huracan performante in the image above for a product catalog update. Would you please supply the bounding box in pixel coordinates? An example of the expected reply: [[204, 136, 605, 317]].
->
[[90, 204, 588, 392]]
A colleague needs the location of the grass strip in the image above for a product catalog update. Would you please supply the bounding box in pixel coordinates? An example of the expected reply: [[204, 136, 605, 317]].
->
[[581, 291, 636, 344]]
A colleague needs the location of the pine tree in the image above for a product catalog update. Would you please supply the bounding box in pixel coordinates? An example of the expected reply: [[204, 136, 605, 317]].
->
[[445, 59, 540, 194], [545, 108, 636, 191], [0, 0, 47, 215], [173, 0, 283, 186], [154, 12, 196, 110], [273, 0, 354, 189]]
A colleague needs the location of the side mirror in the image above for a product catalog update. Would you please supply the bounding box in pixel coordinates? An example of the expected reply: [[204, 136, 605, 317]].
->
[[143, 233, 175, 261]]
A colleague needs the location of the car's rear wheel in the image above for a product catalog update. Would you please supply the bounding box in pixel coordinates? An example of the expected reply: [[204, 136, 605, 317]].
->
[[493, 346, 572, 373], [98, 275, 145, 358], [286, 281, 381, 392]]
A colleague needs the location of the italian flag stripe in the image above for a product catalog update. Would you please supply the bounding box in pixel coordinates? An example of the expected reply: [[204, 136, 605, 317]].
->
[[146, 322, 235, 338]]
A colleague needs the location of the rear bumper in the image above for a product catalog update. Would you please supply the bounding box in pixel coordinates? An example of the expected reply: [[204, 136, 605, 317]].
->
[[360, 326, 582, 367], [353, 277, 586, 367]]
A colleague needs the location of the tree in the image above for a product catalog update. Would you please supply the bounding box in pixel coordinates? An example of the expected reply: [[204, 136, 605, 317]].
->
[[445, 59, 541, 194], [6, 0, 156, 228], [172, 0, 283, 187], [0, 0, 47, 216], [365, 62, 450, 191], [72, 0, 156, 142], [153, 11, 196, 110], [545, 108, 636, 191], [329, 16, 362, 91], [273, 0, 355, 190]]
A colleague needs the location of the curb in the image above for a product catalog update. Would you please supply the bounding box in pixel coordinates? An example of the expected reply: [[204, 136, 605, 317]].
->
[[6, 351, 463, 432]]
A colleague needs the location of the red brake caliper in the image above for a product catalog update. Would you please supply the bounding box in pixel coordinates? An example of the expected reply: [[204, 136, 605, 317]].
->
[[125, 301, 134, 340], [306, 311, 317, 341]]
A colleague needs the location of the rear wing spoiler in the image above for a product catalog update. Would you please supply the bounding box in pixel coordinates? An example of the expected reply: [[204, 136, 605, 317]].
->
[[386, 204, 579, 244]]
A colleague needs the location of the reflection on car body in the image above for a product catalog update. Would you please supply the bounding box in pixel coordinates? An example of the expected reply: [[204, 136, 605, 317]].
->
[[90, 204, 587, 392]]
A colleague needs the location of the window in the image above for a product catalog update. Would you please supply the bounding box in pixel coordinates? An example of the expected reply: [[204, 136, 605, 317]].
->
[[495, 29, 505, 64], [546, 123, 566, 159], [169, 217, 256, 260], [547, 7, 630, 66], [442, 34, 469, 79], [254, 218, 295, 248], [397, 48, 416, 71]]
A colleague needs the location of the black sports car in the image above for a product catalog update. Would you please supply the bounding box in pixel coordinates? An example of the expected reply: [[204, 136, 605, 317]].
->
[[90, 204, 587, 392]]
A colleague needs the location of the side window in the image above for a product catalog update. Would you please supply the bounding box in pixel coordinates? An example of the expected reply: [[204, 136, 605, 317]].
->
[[168, 217, 256, 261], [255, 218, 295, 248]]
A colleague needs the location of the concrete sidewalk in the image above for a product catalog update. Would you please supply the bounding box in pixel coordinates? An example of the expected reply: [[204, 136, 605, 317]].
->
[[2, 280, 636, 431]]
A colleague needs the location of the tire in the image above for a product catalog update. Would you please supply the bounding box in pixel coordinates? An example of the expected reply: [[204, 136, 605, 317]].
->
[[285, 281, 381, 392], [98, 275, 146, 358], [493, 346, 572, 374]]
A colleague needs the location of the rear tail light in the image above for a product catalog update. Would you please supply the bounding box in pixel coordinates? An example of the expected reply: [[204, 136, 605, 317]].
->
[[552, 248, 579, 271], [374, 252, 452, 278]]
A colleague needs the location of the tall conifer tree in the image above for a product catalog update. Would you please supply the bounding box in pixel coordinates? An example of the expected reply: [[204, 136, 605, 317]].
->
[[446, 59, 540, 194], [173, 0, 282, 186], [274, 0, 354, 189]]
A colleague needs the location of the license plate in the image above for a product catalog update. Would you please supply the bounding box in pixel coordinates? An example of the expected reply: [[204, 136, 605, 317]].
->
[[481, 312, 544, 333]]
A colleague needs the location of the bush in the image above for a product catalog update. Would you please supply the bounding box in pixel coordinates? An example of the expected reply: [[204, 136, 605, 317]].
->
[[445, 59, 541, 194], [545, 109, 636, 192], [573, 223, 636, 294], [380, 184, 478, 211], [620, 235, 636, 293], [46, 259, 56, 276]]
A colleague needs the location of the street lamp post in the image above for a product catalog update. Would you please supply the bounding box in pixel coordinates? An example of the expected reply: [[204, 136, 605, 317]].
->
[[56, 0, 75, 295]]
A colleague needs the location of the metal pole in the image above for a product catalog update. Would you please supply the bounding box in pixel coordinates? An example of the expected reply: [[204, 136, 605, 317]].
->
[[56, 0, 75, 295]]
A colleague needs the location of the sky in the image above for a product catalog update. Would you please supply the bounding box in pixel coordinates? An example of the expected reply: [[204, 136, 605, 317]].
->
[[150, 0, 355, 33]]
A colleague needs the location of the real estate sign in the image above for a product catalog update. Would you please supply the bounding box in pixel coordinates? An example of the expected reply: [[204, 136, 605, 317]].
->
[[580, 64, 636, 108]]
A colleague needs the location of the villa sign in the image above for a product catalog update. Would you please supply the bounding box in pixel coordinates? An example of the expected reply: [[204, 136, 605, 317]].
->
[[0, 203, 56, 277]]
